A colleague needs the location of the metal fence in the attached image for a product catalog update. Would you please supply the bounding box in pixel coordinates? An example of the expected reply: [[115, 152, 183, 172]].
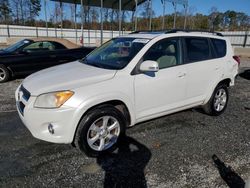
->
[[0, 25, 130, 46], [221, 31, 250, 47], [0, 25, 249, 48]]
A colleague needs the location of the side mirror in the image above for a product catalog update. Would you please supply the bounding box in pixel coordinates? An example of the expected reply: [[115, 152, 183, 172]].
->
[[139, 60, 159, 72]]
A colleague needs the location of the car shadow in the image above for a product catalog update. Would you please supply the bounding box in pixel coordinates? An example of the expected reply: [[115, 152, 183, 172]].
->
[[239, 69, 250, 80], [212, 154, 245, 188], [97, 136, 152, 188]]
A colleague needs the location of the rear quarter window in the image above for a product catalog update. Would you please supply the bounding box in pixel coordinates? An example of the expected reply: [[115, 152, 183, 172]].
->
[[211, 38, 226, 58]]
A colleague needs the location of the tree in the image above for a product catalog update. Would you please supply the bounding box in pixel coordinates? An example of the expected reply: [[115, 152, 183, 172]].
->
[[224, 10, 237, 30], [236, 12, 249, 30], [70, 4, 76, 28], [140, 1, 155, 29], [90, 7, 99, 30], [0, 0, 11, 24], [29, 0, 41, 18], [11, 0, 20, 24], [208, 7, 219, 31]]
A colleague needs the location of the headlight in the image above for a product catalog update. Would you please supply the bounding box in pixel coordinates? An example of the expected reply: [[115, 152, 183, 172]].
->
[[34, 91, 74, 108]]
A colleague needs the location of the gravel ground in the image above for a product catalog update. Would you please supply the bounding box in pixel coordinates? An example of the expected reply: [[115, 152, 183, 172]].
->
[[0, 60, 249, 188]]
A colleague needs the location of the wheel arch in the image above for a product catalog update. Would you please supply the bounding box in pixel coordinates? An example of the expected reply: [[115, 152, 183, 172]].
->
[[71, 96, 135, 146], [204, 78, 232, 104], [79, 100, 132, 126], [6, 66, 14, 76]]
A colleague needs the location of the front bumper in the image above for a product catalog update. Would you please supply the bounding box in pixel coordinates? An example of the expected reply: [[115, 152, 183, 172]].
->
[[15, 86, 78, 144]]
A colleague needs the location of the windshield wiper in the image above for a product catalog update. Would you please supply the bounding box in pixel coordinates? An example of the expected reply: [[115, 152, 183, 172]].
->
[[81, 59, 104, 68], [89, 62, 104, 68]]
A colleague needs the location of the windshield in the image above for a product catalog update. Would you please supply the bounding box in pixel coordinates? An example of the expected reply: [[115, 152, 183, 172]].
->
[[4, 39, 31, 52], [81, 37, 149, 70]]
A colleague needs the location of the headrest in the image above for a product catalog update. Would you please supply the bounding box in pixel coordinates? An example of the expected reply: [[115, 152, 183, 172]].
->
[[165, 44, 175, 54]]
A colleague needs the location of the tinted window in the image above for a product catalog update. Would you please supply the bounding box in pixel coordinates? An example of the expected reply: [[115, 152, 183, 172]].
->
[[143, 38, 181, 69], [23, 41, 66, 52], [185, 38, 210, 62], [211, 39, 226, 58], [43, 42, 56, 50], [23, 42, 45, 52], [52, 42, 66, 50]]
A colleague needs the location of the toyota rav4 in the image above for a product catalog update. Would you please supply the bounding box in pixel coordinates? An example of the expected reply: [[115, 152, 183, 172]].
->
[[15, 30, 239, 156]]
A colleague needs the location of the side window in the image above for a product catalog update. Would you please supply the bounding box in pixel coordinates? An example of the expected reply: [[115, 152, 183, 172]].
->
[[211, 38, 226, 58], [23, 42, 44, 52], [185, 37, 210, 63], [23, 41, 54, 52], [43, 42, 56, 51], [52, 42, 66, 50], [143, 38, 181, 69]]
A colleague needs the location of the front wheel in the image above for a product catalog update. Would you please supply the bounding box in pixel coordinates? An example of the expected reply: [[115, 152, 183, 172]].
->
[[0, 65, 10, 83], [74, 105, 126, 157], [203, 84, 229, 116]]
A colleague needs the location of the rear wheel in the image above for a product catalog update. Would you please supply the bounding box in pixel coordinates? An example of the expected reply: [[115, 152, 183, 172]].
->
[[0, 65, 10, 83], [74, 105, 126, 157], [203, 84, 229, 116]]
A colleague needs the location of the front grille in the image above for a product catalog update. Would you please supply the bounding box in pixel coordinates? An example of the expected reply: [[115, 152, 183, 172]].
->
[[17, 101, 25, 116], [17, 85, 31, 116], [20, 85, 31, 101]]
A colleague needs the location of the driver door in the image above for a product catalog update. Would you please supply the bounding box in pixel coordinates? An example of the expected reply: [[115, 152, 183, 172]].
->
[[22, 41, 58, 73], [134, 38, 187, 121], [10, 41, 57, 74]]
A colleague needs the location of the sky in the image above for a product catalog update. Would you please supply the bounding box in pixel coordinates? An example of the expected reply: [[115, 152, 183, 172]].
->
[[153, 0, 250, 16], [40, 0, 250, 21]]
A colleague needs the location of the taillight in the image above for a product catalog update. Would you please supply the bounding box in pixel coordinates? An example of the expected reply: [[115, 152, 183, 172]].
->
[[233, 55, 240, 66]]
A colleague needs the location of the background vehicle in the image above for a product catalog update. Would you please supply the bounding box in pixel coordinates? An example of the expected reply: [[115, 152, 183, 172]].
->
[[15, 30, 239, 157], [0, 38, 95, 83]]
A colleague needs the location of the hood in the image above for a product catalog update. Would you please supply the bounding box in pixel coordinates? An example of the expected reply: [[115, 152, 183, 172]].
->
[[23, 61, 116, 95]]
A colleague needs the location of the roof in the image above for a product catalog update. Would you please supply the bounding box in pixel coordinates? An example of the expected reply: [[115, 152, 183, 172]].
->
[[30, 38, 80, 49], [123, 30, 225, 39], [50, 0, 146, 11], [120, 33, 162, 39]]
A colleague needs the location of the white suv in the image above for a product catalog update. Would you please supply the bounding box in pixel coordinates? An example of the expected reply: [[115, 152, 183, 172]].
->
[[15, 30, 239, 156]]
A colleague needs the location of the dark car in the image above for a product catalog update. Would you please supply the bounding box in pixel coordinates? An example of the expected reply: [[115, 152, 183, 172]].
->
[[0, 38, 95, 83]]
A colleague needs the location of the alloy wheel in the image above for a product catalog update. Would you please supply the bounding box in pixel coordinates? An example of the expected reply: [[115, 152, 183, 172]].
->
[[213, 88, 227, 112], [87, 116, 120, 151]]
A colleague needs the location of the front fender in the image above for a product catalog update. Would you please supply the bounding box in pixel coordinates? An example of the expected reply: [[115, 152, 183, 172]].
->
[[68, 92, 136, 143]]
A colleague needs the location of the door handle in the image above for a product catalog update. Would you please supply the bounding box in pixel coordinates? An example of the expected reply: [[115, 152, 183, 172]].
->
[[49, 55, 56, 58], [178, 72, 186, 78]]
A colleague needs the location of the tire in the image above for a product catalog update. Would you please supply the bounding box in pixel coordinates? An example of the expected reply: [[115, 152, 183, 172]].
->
[[203, 84, 229, 116], [0, 65, 10, 83], [74, 105, 126, 157]]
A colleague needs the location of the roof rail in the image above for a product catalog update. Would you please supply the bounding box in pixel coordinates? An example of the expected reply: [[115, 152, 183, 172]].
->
[[129, 30, 164, 34], [129, 29, 224, 37], [165, 29, 224, 37]]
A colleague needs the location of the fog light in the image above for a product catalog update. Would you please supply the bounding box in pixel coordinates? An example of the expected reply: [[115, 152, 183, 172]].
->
[[48, 124, 55, 134]]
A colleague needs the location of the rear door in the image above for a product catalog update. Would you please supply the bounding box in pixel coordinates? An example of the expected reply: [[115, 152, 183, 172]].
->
[[183, 37, 224, 103]]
